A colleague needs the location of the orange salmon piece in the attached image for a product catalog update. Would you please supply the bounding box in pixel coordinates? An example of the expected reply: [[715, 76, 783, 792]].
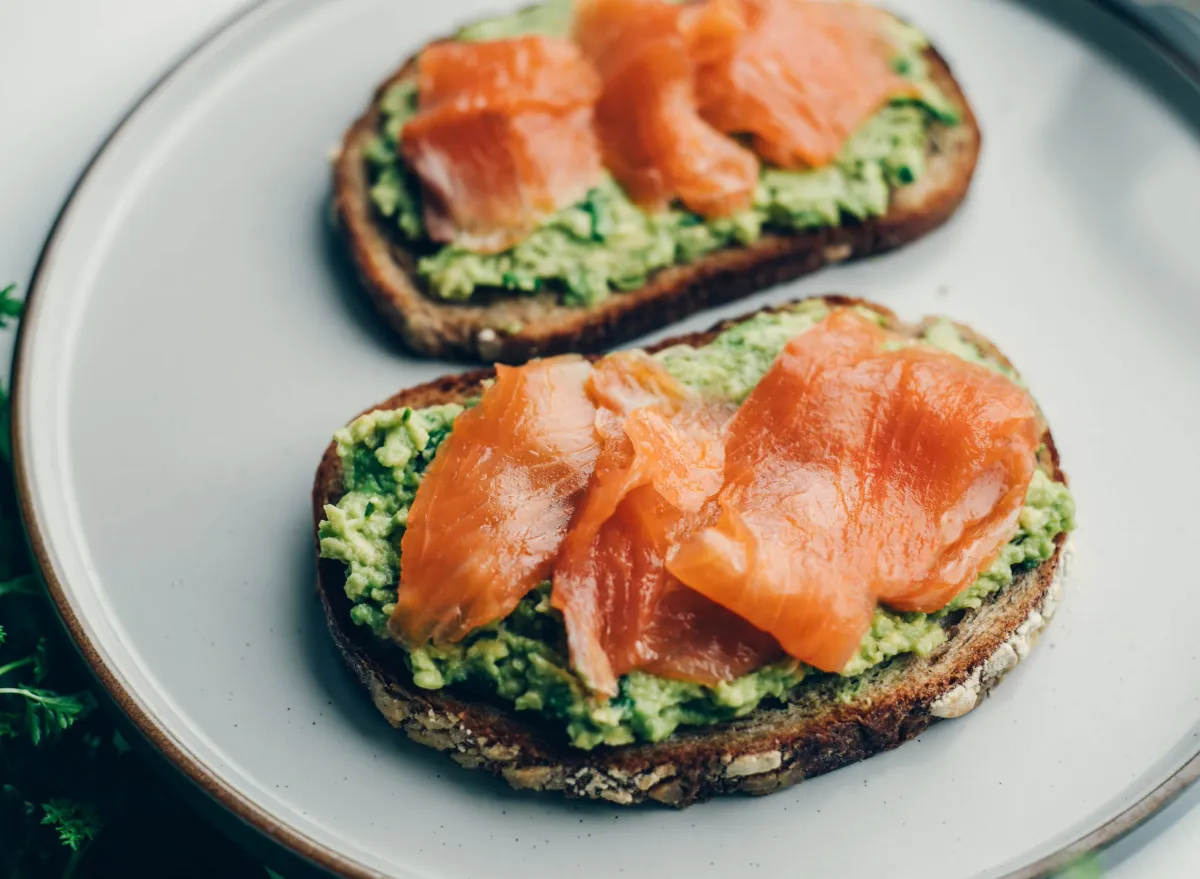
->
[[553, 353, 778, 695], [391, 356, 600, 647], [573, 0, 759, 217], [417, 37, 600, 114], [693, 0, 919, 169], [668, 310, 1040, 673], [401, 36, 603, 253]]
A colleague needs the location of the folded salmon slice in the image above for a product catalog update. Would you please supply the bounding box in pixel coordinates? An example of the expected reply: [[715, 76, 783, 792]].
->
[[553, 353, 779, 695], [391, 356, 599, 647], [693, 0, 919, 169], [573, 0, 759, 217], [668, 310, 1040, 673], [416, 37, 600, 114], [401, 36, 604, 253]]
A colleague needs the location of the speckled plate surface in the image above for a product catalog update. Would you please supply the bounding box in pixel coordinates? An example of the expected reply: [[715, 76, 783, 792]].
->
[[13, 0, 1200, 877]]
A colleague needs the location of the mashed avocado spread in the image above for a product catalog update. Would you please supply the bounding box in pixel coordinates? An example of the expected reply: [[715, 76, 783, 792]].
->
[[318, 302, 1077, 749], [362, 0, 961, 306]]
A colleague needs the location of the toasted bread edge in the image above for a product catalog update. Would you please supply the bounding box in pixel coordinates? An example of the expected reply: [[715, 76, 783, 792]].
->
[[330, 38, 982, 363]]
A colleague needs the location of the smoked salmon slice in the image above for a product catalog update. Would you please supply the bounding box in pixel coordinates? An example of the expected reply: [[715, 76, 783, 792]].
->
[[415, 37, 599, 115], [392, 311, 1038, 689], [553, 353, 778, 695], [668, 310, 1040, 673], [391, 356, 599, 647], [401, 36, 604, 253], [573, 0, 759, 217], [692, 0, 919, 169]]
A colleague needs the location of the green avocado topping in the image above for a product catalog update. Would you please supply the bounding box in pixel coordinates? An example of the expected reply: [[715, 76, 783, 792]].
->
[[318, 304, 1077, 749], [360, 1, 961, 306]]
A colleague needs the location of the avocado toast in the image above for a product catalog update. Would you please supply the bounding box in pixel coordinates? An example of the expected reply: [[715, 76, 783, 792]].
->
[[333, 0, 981, 363], [313, 296, 1075, 807]]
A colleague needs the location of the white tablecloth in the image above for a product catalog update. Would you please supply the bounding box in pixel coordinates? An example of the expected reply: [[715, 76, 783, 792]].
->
[[1, 1, 1197, 875]]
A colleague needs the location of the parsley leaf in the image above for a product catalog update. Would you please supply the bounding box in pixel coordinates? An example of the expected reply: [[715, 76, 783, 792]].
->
[[40, 799, 101, 851], [0, 285, 22, 328], [32, 637, 50, 683], [0, 711, 21, 738], [1054, 854, 1105, 878], [0, 574, 37, 598], [0, 686, 95, 744]]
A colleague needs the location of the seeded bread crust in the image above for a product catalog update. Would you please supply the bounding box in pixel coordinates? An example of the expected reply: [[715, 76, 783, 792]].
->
[[331, 20, 982, 364], [312, 296, 1070, 808]]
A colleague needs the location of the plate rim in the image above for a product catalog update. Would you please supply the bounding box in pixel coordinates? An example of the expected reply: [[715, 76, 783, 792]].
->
[[10, 0, 1200, 877]]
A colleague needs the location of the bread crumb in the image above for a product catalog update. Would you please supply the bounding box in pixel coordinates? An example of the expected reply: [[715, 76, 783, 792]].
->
[[982, 642, 1018, 682], [477, 328, 502, 360], [824, 243, 853, 263], [648, 778, 685, 805], [930, 668, 981, 719], [482, 742, 521, 762], [368, 680, 409, 726], [599, 788, 634, 805], [635, 765, 676, 791], [1011, 612, 1044, 659], [502, 765, 561, 790], [724, 751, 782, 778]]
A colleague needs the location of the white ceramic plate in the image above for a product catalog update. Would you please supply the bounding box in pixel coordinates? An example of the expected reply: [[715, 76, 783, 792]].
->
[[14, 0, 1200, 877]]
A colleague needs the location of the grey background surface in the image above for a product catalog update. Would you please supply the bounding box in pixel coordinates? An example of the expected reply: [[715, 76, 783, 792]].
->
[[1, 0, 1198, 874]]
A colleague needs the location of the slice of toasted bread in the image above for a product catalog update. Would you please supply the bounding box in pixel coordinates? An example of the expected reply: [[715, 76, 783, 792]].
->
[[332, 16, 982, 364], [312, 295, 1070, 808]]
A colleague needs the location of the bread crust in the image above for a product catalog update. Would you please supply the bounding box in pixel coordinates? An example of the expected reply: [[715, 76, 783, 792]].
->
[[331, 30, 982, 363], [311, 296, 1070, 808]]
